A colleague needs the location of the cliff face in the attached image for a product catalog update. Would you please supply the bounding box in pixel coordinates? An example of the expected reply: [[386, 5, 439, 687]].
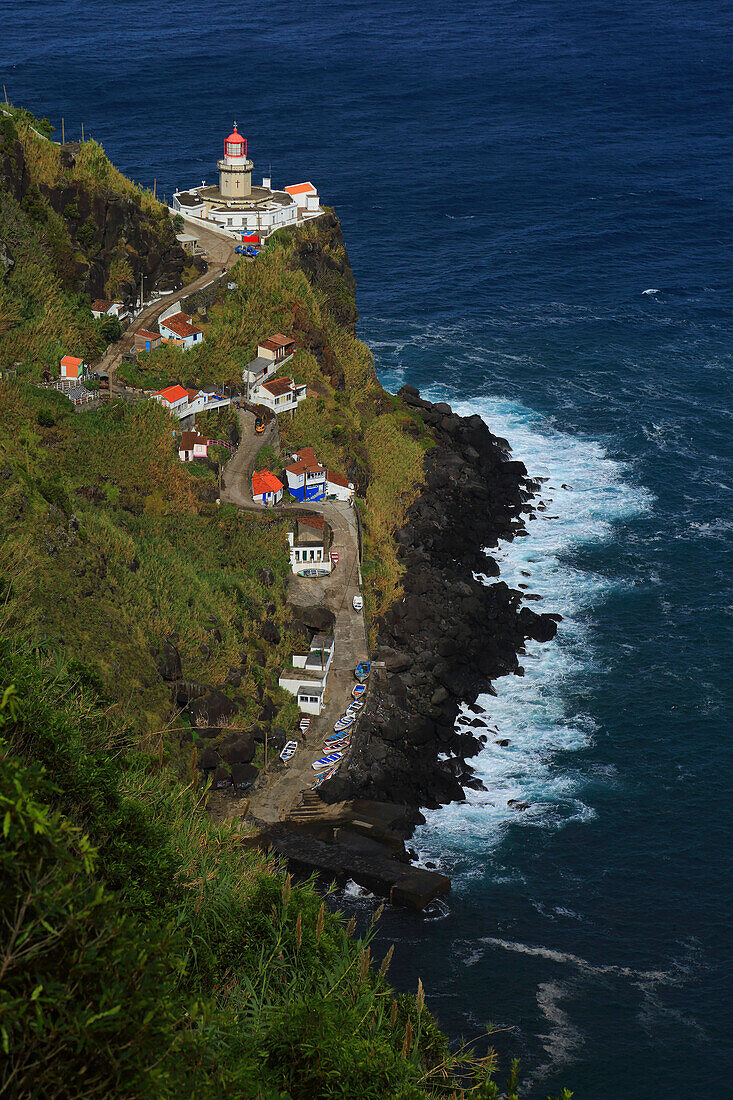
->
[[321, 388, 558, 824], [0, 124, 197, 304]]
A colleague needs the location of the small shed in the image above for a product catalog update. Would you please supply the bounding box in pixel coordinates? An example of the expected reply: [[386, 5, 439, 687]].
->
[[178, 431, 208, 462], [252, 469, 284, 506], [60, 355, 85, 380], [133, 329, 162, 353]]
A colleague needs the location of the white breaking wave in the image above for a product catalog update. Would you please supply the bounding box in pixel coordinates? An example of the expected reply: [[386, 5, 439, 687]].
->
[[412, 390, 653, 864]]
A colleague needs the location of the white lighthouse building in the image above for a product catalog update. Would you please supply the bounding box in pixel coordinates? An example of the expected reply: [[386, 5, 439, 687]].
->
[[171, 122, 323, 244]]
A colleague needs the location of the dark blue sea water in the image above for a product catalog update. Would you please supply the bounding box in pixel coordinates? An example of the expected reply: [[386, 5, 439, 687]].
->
[[5, 1, 732, 1094]]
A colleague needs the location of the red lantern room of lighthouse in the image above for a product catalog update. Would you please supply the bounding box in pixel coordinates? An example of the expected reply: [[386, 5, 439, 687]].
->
[[224, 123, 247, 162], [217, 122, 253, 198]]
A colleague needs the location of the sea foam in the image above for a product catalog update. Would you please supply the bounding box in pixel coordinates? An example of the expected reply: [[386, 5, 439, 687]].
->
[[412, 390, 652, 865]]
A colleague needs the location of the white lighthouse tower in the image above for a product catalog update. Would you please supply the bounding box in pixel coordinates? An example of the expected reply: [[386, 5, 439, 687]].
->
[[217, 123, 253, 198]]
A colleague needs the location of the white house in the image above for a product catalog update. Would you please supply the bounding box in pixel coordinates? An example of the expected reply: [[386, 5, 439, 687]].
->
[[278, 633, 334, 716], [152, 384, 190, 414], [178, 431, 208, 462], [152, 386, 230, 421], [251, 376, 306, 415], [326, 469, 355, 502], [292, 634, 334, 675], [242, 334, 296, 399], [284, 182, 320, 213], [91, 299, 124, 320], [287, 516, 332, 575], [60, 355, 85, 380], [252, 469, 284, 506], [159, 311, 204, 350]]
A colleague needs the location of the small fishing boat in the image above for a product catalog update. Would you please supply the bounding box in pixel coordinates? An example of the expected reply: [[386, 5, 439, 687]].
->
[[346, 700, 364, 714], [299, 717, 311, 731], [279, 740, 298, 763], [311, 763, 339, 789], [312, 751, 343, 771], [352, 683, 367, 699], [354, 661, 371, 682], [302, 568, 330, 578], [333, 716, 354, 732], [324, 731, 350, 744]]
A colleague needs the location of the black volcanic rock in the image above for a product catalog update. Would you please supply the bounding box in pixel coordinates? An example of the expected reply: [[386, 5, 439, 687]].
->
[[320, 390, 559, 826]]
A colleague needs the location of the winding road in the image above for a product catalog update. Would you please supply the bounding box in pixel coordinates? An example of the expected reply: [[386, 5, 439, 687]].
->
[[221, 409, 368, 823]]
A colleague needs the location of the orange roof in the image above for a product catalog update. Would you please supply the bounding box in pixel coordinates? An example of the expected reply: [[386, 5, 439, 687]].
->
[[252, 469, 284, 496], [91, 299, 114, 312], [284, 183, 316, 196], [154, 384, 189, 403], [160, 312, 201, 339], [135, 329, 160, 341], [60, 355, 83, 368], [262, 378, 295, 397], [266, 333, 294, 347], [327, 469, 349, 488], [299, 515, 325, 531], [294, 447, 318, 463]]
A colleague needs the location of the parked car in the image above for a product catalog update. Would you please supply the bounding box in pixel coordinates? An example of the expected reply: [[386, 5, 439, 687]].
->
[[352, 595, 363, 612]]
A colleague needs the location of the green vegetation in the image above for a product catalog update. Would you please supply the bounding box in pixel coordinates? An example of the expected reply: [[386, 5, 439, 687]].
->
[[0, 110, 572, 1095], [0, 381, 570, 1098], [0, 107, 184, 375], [254, 442, 279, 470]]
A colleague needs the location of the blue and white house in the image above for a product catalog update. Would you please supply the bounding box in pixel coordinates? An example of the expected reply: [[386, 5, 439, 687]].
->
[[285, 448, 327, 502]]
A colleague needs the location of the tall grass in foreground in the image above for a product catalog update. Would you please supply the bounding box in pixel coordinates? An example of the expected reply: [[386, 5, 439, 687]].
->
[[0, 644, 573, 1097]]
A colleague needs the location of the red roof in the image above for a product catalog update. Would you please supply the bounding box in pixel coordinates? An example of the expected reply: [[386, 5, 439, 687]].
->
[[154, 384, 188, 404], [286, 460, 325, 477], [160, 312, 201, 340], [91, 299, 114, 312], [226, 126, 245, 146], [294, 447, 318, 463], [252, 470, 284, 496], [327, 469, 349, 488], [60, 355, 83, 368], [135, 329, 160, 341], [284, 183, 316, 196], [299, 515, 325, 531]]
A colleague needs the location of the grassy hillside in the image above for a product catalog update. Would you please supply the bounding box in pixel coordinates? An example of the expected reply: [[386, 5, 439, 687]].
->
[[127, 216, 435, 628], [0, 105, 194, 376], [0, 385, 571, 1098], [0, 111, 572, 1096]]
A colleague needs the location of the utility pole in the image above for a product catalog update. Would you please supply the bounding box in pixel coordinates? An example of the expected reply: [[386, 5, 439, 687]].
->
[[81, 122, 84, 142], [61, 118, 65, 144], [153, 178, 157, 201], [3, 85, 8, 107]]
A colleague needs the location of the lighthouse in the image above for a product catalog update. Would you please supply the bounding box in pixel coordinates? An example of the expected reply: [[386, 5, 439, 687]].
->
[[217, 123, 253, 198]]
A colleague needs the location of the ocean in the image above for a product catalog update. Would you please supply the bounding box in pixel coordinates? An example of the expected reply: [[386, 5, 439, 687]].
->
[[4, 0, 731, 1093]]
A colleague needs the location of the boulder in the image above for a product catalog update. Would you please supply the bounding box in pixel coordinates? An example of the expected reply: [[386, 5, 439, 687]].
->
[[188, 690, 238, 728], [261, 618, 281, 644], [156, 638, 182, 682]]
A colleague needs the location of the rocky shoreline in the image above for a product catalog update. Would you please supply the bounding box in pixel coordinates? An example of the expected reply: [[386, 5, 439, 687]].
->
[[319, 386, 559, 835]]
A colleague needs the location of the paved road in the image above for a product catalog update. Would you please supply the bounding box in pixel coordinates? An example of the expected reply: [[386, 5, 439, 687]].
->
[[97, 220, 238, 395], [221, 408, 368, 823]]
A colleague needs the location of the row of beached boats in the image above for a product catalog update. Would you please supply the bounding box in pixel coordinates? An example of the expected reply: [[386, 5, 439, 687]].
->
[[277, 663, 371, 784], [309, 665, 371, 787]]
